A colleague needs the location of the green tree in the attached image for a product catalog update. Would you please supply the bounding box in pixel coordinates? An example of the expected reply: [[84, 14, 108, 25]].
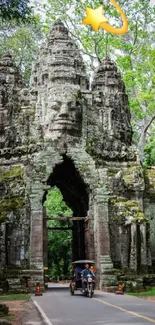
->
[[143, 126, 155, 167], [44, 187, 72, 280], [0, 17, 44, 84], [42, 0, 155, 163], [0, 0, 33, 22]]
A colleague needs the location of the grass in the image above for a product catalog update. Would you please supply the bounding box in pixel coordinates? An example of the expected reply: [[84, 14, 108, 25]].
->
[[0, 294, 31, 301], [0, 313, 15, 321], [126, 287, 155, 297]]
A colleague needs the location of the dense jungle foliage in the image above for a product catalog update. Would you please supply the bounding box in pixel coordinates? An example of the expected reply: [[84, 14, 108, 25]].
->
[[0, 0, 33, 22], [44, 187, 73, 280]]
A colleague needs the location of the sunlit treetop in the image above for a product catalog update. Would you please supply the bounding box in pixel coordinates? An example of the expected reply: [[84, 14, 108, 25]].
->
[[0, 0, 33, 22]]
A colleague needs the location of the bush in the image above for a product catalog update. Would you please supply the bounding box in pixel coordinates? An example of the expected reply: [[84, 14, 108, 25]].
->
[[0, 303, 9, 315]]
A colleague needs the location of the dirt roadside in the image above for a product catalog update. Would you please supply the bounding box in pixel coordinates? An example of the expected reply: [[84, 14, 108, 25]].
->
[[0, 299, 43, 325], [140, 296, 155, 302]]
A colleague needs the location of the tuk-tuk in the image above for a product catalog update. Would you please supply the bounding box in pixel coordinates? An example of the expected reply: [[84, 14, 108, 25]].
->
[[70, 260, 96, 298]]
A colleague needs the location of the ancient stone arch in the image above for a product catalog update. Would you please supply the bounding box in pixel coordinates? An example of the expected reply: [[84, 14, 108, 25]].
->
[[0, 20, 155, 292]]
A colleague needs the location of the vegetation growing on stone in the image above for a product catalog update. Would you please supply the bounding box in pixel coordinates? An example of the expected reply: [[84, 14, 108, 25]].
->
[[0, 198, 24, 220], [0, 166, 25, 223], [122, 166, 144, 185], [143, 168, 155, 197], [110, 197, 149, 224], [108, 168, 119, 177], [0, 166, 24, 182]]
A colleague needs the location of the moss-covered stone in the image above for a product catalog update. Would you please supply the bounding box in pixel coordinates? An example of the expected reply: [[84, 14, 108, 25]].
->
[[0, 198, 24, 222], [0, 166, 24, 182], [109, 197, 149, 224], [124, 200, 139, 208], [145, 168, 155, 179], [110, 196, 126, 204], [0, 215, 6, 223], [0, 198, 24, 211], [122, 166, 143, 186], [0, 166, 25, 223], [85, 137, 99, 156], [108, 168, 118, 177], [144, 168, 155, 198]]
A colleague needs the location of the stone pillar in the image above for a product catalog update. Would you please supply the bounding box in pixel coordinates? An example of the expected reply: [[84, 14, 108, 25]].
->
[[129, 223, 137, 272], [120, 225, 129, 269], [43, 207, 48, 289], [140, 223, 147, 273], [146, 223, 152, 271], [94, 189, 113, 290], [30, 211, 43, 269], [43, 207, 48, 267], [0, 223, 6, 269], [85, 225, 95, 260], [85, 194, 95, 260], [30, 210, 44, 291]]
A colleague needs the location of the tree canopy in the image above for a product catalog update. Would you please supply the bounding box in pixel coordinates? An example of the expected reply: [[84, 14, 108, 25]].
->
[[0, 17, 44, 85], [0, 0, 33, 22]]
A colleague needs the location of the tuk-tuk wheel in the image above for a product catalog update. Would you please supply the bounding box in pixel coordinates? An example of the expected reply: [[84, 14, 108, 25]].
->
[[70, 285, 75, 295], [89, 290, 93, 298]]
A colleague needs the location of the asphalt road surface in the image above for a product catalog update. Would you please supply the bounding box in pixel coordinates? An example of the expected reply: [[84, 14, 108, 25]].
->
[[33, 289, 155, 325], [48, 283, 69, 289]]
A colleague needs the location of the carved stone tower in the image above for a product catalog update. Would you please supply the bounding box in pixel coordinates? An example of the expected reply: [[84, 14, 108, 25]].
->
[[0, 21, 155, 292]]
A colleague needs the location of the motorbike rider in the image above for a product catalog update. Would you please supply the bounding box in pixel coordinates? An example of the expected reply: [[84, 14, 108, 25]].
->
[[90, 265, 96, 274], [81, 263, 94, 292]]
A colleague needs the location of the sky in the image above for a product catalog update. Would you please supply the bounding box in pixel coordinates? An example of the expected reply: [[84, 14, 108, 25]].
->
[[150, 0, 155, 5], [30, 0, 155, 19]]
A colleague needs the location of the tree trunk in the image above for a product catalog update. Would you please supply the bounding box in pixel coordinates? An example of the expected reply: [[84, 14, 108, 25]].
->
[[138, 129, 147, 163], [138, 114, 155, 163]]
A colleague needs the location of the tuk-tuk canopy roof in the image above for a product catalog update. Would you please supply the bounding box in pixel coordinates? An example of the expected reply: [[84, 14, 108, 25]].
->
[[72, 260, 95, 264]]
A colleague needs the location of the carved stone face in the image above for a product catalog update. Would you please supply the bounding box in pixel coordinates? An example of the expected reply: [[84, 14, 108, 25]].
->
[[44, 85, 82, 139]]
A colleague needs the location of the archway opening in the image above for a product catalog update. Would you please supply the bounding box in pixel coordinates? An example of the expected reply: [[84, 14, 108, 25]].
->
[[44, 186, 73, 281], [42, 155, 89, 281]]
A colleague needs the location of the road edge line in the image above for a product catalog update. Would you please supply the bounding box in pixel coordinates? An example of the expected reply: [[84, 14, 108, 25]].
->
[[33, 300, 53, 325]]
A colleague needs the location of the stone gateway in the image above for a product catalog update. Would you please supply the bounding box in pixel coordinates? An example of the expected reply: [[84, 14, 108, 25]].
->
[[0, 20, 155, 292]]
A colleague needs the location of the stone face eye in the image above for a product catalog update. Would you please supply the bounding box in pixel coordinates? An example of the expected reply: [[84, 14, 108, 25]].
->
[[51, 104, 60, 111], [69, 103, 76, 111]]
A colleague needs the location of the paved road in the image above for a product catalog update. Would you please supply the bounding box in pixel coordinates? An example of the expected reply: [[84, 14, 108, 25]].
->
[[48, 283, 69, 289], [33, 289, 155, 325]]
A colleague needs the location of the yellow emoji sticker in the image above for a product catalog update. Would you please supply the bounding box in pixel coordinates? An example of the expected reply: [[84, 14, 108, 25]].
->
[[82, 0, 128, 35]]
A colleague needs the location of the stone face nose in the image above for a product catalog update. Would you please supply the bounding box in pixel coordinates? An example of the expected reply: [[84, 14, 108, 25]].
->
[[59, 104, 69, 118]]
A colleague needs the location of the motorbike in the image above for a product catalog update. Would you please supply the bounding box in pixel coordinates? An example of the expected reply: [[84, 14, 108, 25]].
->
[[82, 273, 95, 298], [69, 259, 96, 298]]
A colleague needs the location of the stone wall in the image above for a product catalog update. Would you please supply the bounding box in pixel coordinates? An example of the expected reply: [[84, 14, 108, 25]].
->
[[144, 168, 155, 270]]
